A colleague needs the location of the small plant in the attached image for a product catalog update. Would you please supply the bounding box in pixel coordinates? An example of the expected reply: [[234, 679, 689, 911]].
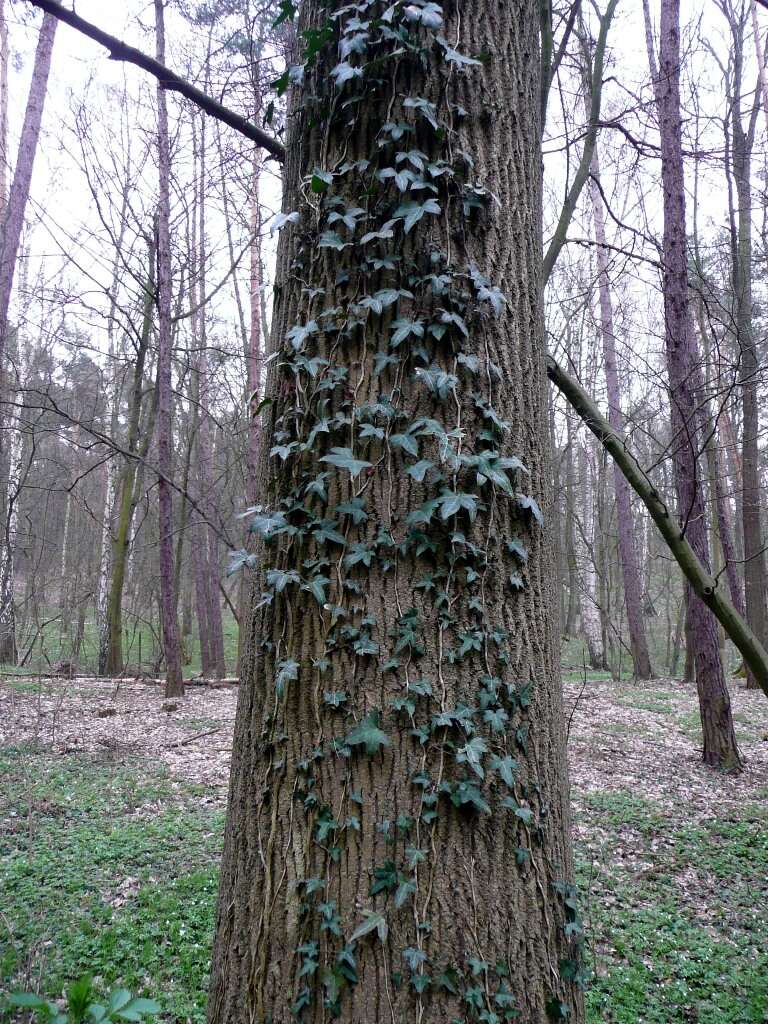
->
[[5, 978, 160, 1023]]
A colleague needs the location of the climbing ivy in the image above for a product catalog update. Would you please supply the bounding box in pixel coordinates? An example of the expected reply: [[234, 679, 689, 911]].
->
[[229, 0, 584, 1019]]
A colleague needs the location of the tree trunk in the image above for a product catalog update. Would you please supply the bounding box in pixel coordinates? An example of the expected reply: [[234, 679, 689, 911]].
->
[[104, 234, 156, 675], [651, 0, 741, 769], [0, 265, 30, 664], [208, 4, 582, 1023], [575, 440, 605, 670], [154, 0, 182, 698], [96, 205, 130, 675], [0, 11, 56, 378], [588, 148, 654, 679], [728, 10, 767, 686], [0, 0, 8, 220]]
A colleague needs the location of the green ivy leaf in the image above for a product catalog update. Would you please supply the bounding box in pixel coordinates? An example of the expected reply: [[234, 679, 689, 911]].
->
[[320, 447, 373, 478], [456, 736, 488, 778], [349, 910, 388, 944], [490, 754, 519, 788], [276, 659, 299, 698], [345, 712, 391, 756]]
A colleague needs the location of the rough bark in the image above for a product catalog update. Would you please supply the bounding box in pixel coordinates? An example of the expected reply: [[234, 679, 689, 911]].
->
[[588, 149, 654, 679], [208, 3, 581, 1022], [652, 0, 741, 768], [0, 11, 56, 379], [154, 0, 182, 697]]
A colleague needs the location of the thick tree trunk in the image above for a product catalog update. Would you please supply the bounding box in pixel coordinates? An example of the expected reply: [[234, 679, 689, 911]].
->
[[653, 0, 741, 769], [588, 150, 653, 679], [0, 11, 56, 377], [154, 0, 182, 697], [208, 3, 582, 1023]]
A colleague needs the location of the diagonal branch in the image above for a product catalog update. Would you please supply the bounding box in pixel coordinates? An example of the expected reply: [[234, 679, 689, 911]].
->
[[22, 0, 286, 162], [546, 352, 768, 698]]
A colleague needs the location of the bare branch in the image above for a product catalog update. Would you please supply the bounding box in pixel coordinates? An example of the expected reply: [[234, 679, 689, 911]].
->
[[21, 0, 286, 162]]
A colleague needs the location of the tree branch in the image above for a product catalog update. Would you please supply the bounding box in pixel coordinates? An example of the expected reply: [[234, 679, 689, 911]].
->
[[546, 352, 768, 698], [22, 0, 286, 162]]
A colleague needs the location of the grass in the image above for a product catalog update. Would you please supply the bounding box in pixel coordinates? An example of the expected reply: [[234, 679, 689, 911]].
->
[[2, 680, 767, 1022], [0, 751, 223, 1022], [576, 791, 768, 1022]]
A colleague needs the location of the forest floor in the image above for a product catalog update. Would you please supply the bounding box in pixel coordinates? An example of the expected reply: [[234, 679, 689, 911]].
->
[[1, 673, 767, 1023]]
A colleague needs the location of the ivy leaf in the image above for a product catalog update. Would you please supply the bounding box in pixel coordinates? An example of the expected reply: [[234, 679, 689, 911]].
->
[[437, 491, 480, 522], [310, 168, 333, 193], [336, 498, 368, 524], [303, 575, 330, 604], [456, 736, 488, 778], [415, 364, 458, 400], [353, 635, 379, 656], [457, 352, 480, 373], [323, 691, 348, 708], [393, 198, 441, 234], [483, 707, 508, 732], [403, 2, 443, 27], [449, 780, 490, 815], [331, 61, 363, 87], [390, 317, 425, 347], [406, 459, 435, 483], [403, 947, 428, 971], [270, 210, 300, 234], [438, 37, 482, 66], [390, 433, 419, 458], [374, 352, 400, 375], [276, 658, 299, 698], [378, 166, 415, 192], [508, 572, 525, 591], [319, 230, 350, 251], [349, 910, 388, 944], [506, 538, 528, 563], [320, 447, 373, 478], [490, 754, 519, 788], [267, 568, 300, 593], [345, 712, 391, 756], [517, 493, 544, 526]]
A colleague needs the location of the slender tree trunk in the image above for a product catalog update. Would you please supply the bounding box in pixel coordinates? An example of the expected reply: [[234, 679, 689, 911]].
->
[[0, 0, 8, 220], [105, 234, 156, 675], [0, 11, 56, 378], [208, 3, 582, 1022], [588, 150, 653, 679], [154, 0, 182, 697], [563, 417, 579, 638], [0, 266, 30, 664], [575, 440, 606, 669], [96, 205, 129, 675], [651, 0, 741, 769], [729, 14, 767, 685]]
